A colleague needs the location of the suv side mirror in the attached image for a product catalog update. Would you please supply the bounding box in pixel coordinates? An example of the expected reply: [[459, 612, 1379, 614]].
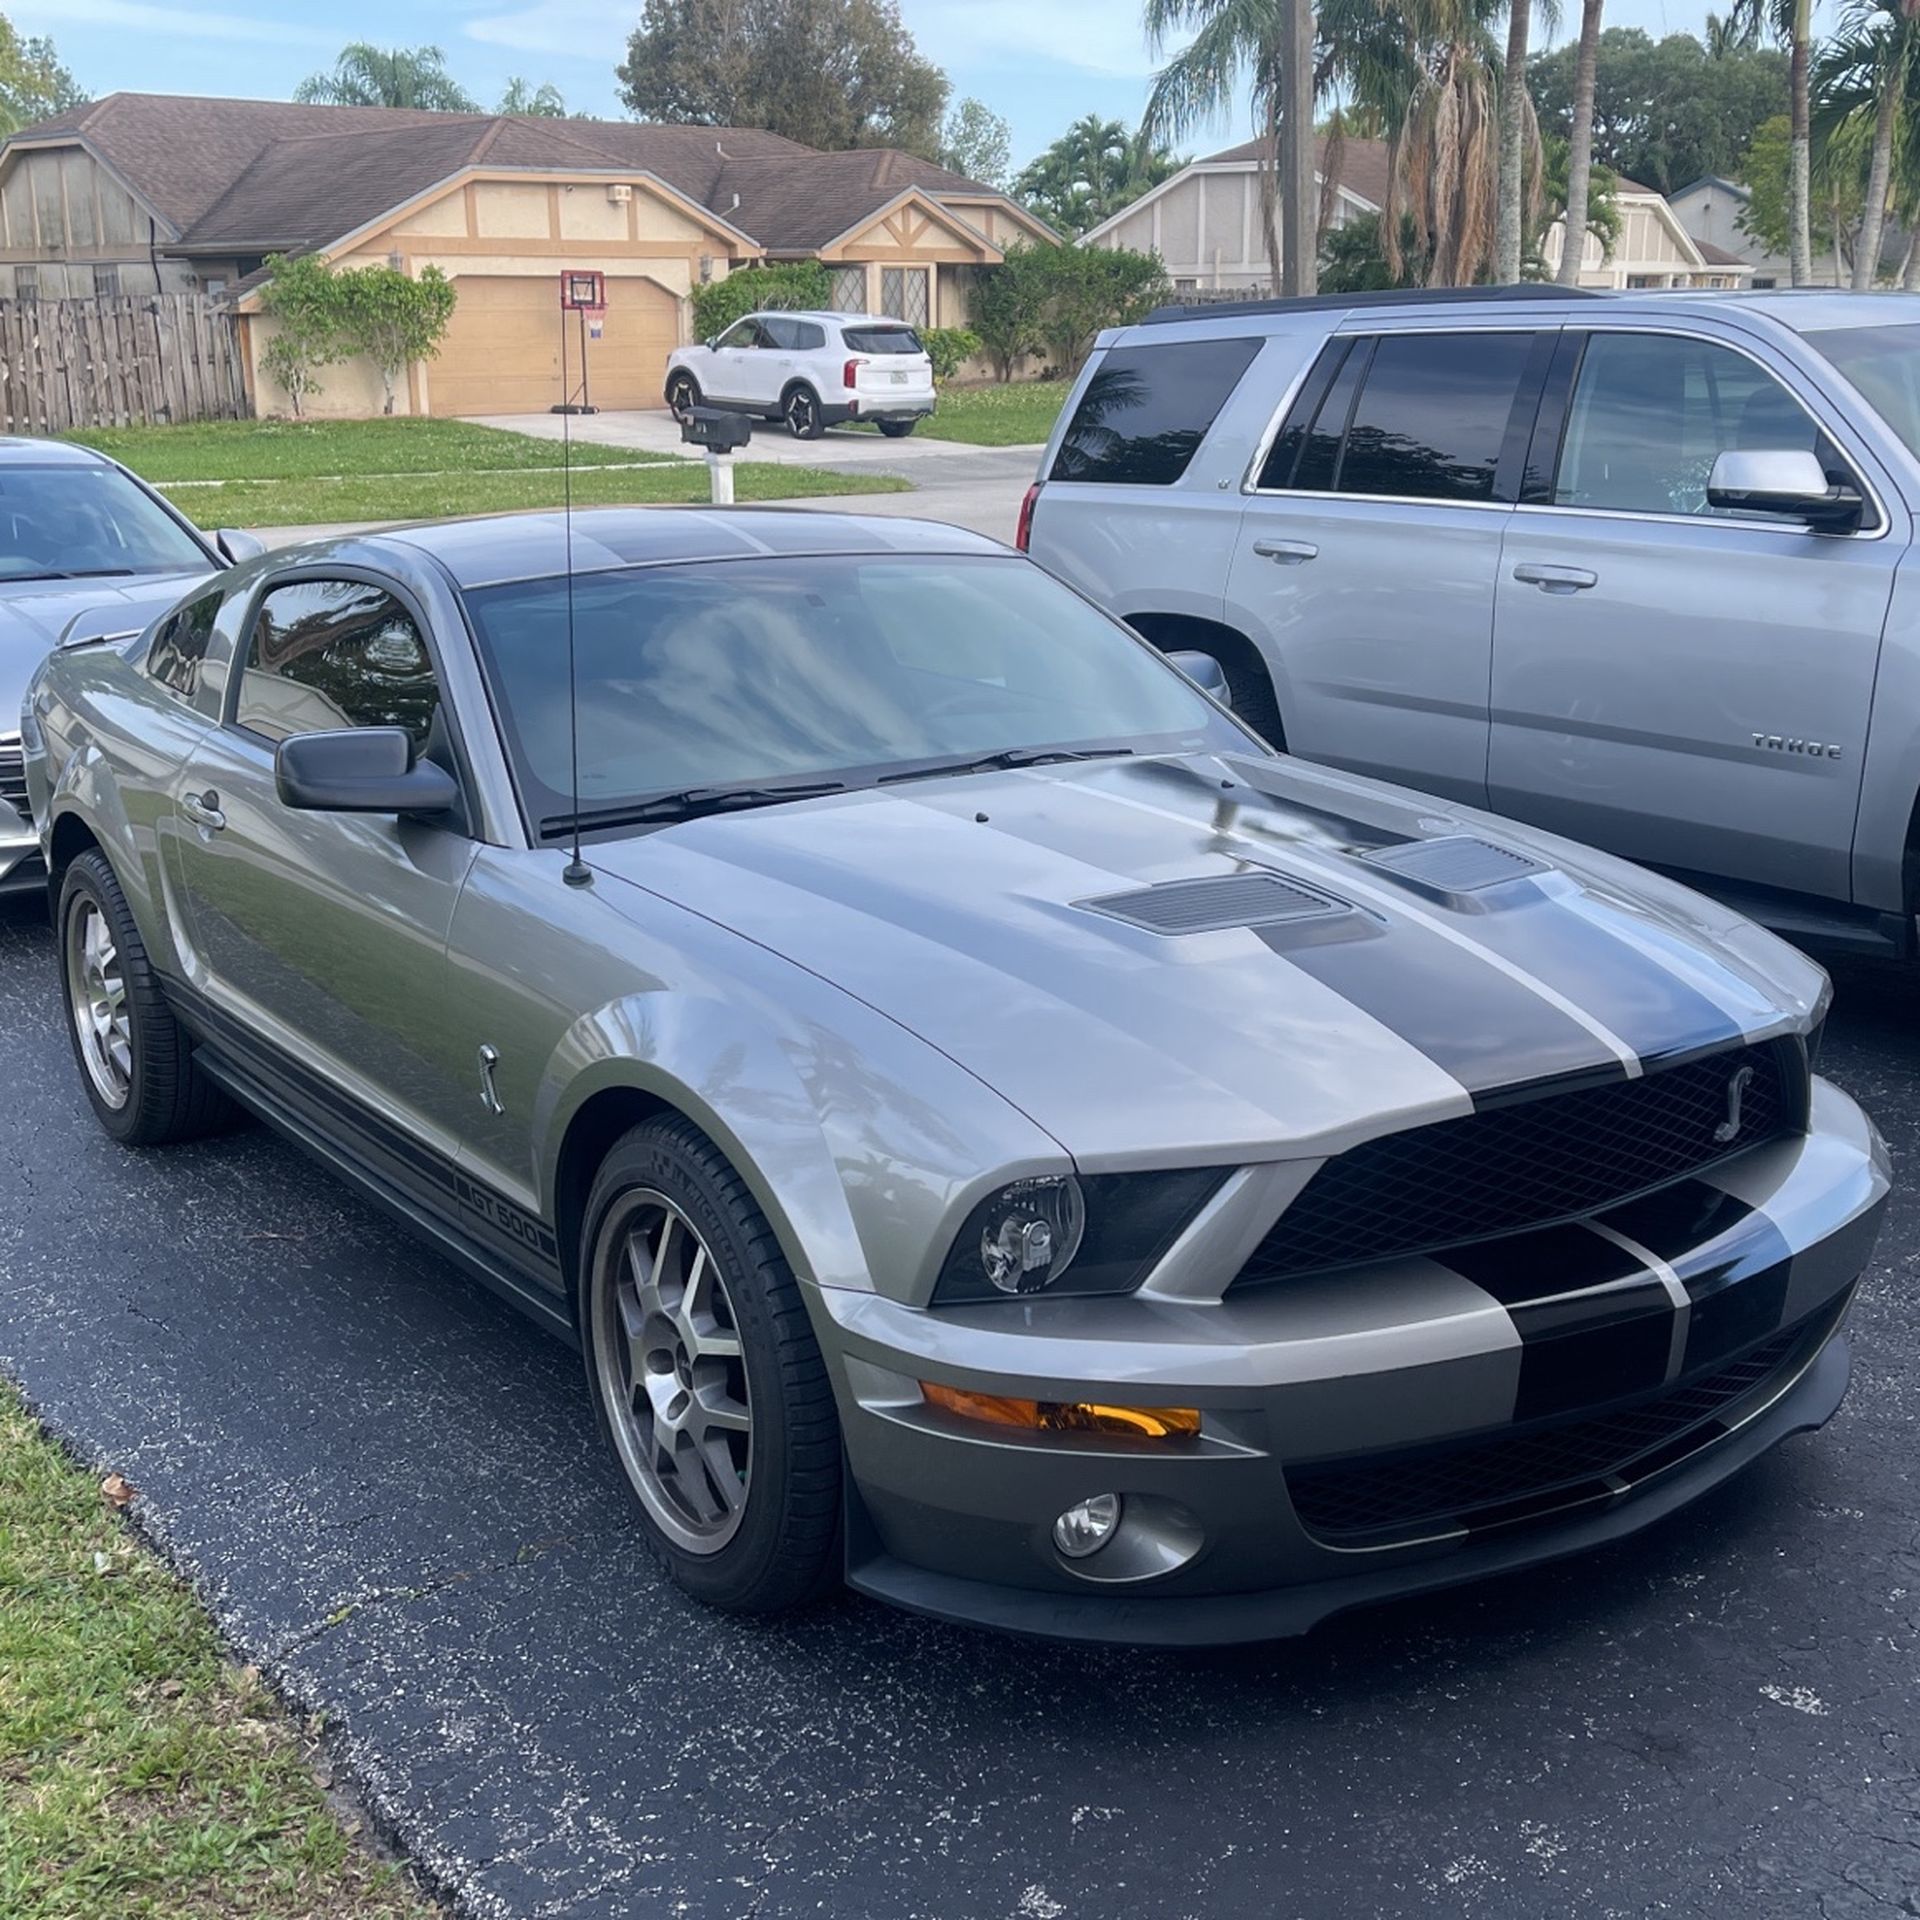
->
[[1167, 648, 1233, 707], [276, 727, 460, 815], [215, 528, 266, 565], [1707, 449, 1864, 531]]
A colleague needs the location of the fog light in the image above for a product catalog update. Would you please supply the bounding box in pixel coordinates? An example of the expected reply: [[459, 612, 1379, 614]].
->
[[1053, 1493, 1123, 1559]]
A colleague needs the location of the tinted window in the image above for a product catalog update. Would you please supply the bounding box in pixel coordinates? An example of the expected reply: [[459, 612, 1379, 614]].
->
[[761, 316, 825, 351], [1051, 337, 1264, 485], [843, 326, 922, 355], [1805, 322, 1920, 456], [0, 464, 207, 582], [715, 319, 767, 349], [792, 321, 826, 350], [147, 590, 221, 698], [461, 555, 1242, 835], [1337, 332, 1533, 501], [1556, 332, 1831, 518], [236, 579, 441, 750], [1259, 340, 1372, 492]]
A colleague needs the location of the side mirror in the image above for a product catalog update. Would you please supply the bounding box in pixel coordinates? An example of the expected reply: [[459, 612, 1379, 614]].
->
[[214, 528, 265, 565], [275, 726, 460, 815], [1167, 648, 1232, 707], [1707, 449, 1863, 531]]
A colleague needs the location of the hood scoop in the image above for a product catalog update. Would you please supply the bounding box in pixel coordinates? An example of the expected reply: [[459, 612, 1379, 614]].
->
[[1082, 871, 1349, 936], [1362, 835, 1547, 895]]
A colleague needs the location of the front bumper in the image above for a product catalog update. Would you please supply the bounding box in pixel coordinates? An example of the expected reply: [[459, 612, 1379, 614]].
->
[[821, 1076, 1889, 1645]]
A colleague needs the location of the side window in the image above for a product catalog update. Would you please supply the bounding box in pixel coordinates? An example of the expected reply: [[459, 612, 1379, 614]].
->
[[1259, 338, 1368, 492], [1554, 331, 1837, 519], [715, 319, 765, 350], [791, 321, 826, 350], [760, 316, 798, 350], [1336, 332, 1536, 502], [146, 590, 221, 700], [1050, 336, 1264, 485], [235, 579, 442, 752]]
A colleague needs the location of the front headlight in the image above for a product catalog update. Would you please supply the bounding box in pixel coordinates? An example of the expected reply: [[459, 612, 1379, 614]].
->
[[931, 1168, 1229, 1305]]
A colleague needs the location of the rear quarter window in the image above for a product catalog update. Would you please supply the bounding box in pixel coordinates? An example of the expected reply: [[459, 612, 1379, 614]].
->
[[1050, 337, 1264, 485]]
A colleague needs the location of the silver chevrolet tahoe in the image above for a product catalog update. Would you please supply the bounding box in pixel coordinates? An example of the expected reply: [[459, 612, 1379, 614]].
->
[[1022, 287, 1920, 959]]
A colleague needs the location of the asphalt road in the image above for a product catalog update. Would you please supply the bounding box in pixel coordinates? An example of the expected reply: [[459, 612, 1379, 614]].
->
[[2, 900, 1918, 1920]]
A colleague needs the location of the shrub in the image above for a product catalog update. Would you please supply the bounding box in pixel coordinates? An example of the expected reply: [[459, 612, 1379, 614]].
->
[[922, 326, 981, 381], [969, 241, 1168, 382], [333, 263, 458, 416], [256, 252, 347, 418], [689, 262, 832, 342]]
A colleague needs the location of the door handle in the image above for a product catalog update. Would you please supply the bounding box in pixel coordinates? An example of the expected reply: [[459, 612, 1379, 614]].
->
[[1512, 562, 1598, 593], [181, 789, 225, 832], [1252, 539, 1318, 565]]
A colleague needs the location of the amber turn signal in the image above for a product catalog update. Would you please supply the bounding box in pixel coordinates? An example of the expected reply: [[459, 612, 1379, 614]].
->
[[920, 1382, 1200, 1439]]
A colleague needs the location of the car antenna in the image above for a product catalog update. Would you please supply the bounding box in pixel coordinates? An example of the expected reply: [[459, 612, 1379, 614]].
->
[[559, 285, 592, 889]]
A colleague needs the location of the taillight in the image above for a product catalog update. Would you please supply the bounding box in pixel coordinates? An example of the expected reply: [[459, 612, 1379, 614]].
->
[[843, 357, 860, 390], [1015, 482, 1041, 551]]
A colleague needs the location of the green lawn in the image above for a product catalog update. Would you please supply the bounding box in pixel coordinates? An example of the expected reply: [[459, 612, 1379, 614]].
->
[[0, 1383, 434, 1920], [906, 381, 1068, 447], [63, 418, 907, 528]]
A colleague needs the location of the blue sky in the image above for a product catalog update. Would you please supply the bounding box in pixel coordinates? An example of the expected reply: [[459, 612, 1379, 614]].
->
[[22, 0, 1734, 171]]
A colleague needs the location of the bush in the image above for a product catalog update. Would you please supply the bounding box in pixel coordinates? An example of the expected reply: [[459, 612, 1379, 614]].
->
[[334, 263, 458, 416], [969, 241, 1169, 381], [257, 252, 347, 418], [689, 262, 832, 342], [922, 326, 981, 381]]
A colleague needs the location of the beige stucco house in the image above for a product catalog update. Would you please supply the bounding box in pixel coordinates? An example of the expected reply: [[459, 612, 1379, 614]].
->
[[0, 93, 1054, 415]]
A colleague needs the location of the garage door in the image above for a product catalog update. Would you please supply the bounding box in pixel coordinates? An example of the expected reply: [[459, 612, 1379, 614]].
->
[[427, 274, 680, 416]]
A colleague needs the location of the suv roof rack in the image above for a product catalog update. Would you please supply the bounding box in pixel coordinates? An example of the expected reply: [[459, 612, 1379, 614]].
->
[[1141, 285, 1609, 324]]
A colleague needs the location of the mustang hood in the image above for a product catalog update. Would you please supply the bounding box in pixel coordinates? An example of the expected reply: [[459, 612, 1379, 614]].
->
[[0, 572, 205, 726], [596, 752, 1826, 1163]]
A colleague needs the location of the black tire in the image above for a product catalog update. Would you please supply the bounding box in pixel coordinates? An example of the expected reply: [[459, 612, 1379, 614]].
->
[[665, 370, 700, 419], [783, 385, 825, 440], [875, 419, 917, 439], [580, 1115, 841, 1614], [57, 850, 235, 1146], [1221, 660, 1285, 748]]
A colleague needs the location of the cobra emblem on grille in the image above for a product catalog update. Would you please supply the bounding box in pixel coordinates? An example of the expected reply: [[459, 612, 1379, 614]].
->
[[1713, 1064, 1756, 1144]]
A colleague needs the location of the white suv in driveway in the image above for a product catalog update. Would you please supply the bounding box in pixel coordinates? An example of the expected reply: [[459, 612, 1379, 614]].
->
[[664, 311, 936, 440]]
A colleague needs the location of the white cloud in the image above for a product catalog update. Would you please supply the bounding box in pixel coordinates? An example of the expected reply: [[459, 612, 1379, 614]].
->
[[462, 0, 632, 57], [17, 0, 337, 46]]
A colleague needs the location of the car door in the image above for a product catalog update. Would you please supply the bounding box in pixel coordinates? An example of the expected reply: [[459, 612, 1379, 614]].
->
[[1490, 325, 1903, 903], [1225, 326, 1555, 809], [163, 571, 480, 1172], [705, 318, 771, 407]]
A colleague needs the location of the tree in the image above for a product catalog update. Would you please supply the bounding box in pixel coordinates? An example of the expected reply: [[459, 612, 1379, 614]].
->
[[294, 44, 480, 111], [1013, 115, 1181, 236], [1496, 0, 1542, 282], [617, 0, 948, 157], [1555, 0, 1604, 284], [335, 264, 458, 415], [497, 77, 569, 116], [688, 261, 831, 341], [1037, 244, 1171, 371], [970, 242, 1055, 380], [1811, 0, 1920, 289], [0, 15, 82, 134], [1738, 111, 1855, 269], [942, 97, 1011, 187], [1540, 137, 1619, 274], [257, 254, 349, 419]]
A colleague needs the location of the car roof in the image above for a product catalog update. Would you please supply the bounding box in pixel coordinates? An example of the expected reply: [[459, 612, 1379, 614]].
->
[[745, 311, 918, 327], [367, 507, 1007, 589], [0, 435, 115, 467]]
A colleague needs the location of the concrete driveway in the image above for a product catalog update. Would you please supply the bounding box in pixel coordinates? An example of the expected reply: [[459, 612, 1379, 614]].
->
[[4, 895, 1920, 1917]]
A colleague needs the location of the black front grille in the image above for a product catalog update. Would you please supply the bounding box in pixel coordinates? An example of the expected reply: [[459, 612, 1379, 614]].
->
[[1289, 1309, 1827, 1546], [0, 739, 25, 818], [1237, 1042, 1796, 1286]]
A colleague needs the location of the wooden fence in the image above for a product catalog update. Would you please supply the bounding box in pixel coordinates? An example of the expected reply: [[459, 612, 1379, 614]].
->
[[0, 292, 249, 434]]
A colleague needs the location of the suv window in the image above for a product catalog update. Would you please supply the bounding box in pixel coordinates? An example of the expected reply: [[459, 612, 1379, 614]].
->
[[1051, 337, 1263, 486], [235, 579, 442, 751], [1554, 331, 1839, 519], [761, 316, 825, 351], [715, 319, 768, 350], [147, 589, 221, 699], [843, 325, 922, 355]]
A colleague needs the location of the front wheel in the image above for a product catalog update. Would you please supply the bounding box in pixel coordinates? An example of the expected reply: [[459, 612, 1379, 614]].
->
[[665, 370, 700, 419], [876, 419, 917, 439], [783, 386, 824, 440], [581, 1115, 841, 1613]]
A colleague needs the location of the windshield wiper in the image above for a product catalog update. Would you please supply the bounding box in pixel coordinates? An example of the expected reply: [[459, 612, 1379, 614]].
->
[[877, 745, 1136, 787], [546, 779, 850, 834], [4, 567, 138, 582]]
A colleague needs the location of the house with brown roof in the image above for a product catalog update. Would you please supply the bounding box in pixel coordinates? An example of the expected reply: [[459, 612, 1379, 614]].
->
[[0, 93, 1053, 415], [1083, 136, 1751, 293]]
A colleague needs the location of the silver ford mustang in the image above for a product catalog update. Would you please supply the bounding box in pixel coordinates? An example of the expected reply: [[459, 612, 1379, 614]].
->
[[21, 509, 1889, 1645]]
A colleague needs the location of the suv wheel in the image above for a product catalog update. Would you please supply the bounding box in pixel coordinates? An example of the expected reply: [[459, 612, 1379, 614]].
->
[[581, 1115, 841, 1612], [58, 850, 235, 1145], [783, 386, 824, 440], [665, 370, 699, 419], [875, 419, 916, 439]]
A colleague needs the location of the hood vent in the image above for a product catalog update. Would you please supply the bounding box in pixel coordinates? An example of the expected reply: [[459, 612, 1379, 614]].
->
[[1362, 835, 1546, 894], [1083, 872, 1348, 935]]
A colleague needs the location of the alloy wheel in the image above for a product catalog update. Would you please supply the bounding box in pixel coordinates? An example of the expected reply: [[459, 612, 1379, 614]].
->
[[785, 390, 817, 438], [66, 898, 132, 1110], [592, 1190, 753, 1553]]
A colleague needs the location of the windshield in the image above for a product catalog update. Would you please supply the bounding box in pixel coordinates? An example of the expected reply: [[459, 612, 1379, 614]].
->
[[461, 553, 1245, 836], [1804, 323, 1920, 458], [0, 465, 208, 583]]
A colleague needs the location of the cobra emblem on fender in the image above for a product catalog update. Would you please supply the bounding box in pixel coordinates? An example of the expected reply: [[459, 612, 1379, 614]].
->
[[1714, 1064, 1756, 1145]]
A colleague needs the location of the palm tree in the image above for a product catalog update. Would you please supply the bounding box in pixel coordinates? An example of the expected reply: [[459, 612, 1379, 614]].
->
[[293, 43, 480, 112], [1731, 0, 1812, 282], [1496, 0, 1536, 281], [1555, 0, 1605, 284], [1812, 0, 1920, 288]]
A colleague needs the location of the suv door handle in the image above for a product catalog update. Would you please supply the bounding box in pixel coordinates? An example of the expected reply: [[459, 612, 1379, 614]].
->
[[1512, 562, 1598, 593], [1252, 539, 1318, 565], [181, 789, 225, 831]]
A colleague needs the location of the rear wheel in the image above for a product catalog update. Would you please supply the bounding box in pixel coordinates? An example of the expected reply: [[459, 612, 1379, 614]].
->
[[783, 385, 824, 440], [58, 850, 234, 1145], [665, 370, 700, 419], [876, 419, 917, 439], [581, 1115, 841, 1613]]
